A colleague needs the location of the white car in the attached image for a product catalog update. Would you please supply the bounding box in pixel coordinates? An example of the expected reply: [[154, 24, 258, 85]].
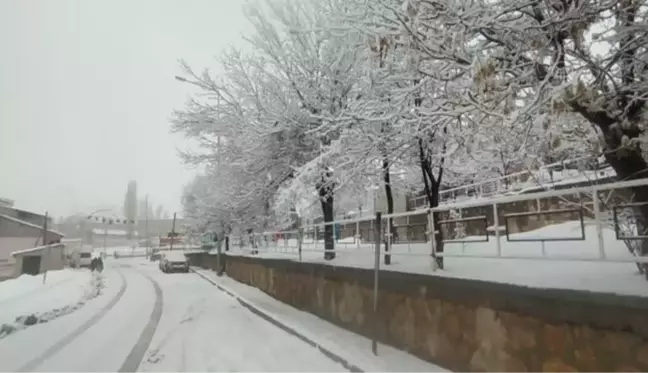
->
[[159, 251, 190, 273], [79, 251, 93, 268]]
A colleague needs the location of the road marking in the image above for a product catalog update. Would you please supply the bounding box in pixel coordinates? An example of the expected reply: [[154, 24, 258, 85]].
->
[[118, 271, 164, 373], [17, 270, 128, 372]]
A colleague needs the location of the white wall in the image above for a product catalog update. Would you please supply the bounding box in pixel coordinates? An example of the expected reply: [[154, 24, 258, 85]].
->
[[0, 237, 42, 261], [12, 245, 66, 278]]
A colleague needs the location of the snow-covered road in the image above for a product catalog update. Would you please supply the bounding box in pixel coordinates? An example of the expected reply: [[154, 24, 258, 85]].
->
[[0, 259, 348, 372]]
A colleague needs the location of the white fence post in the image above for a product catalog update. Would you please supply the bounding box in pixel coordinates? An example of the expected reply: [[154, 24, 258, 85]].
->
[[493, 203, 502, 257], [356, 220, 361, 249], [371, 212, 381, 355], [428, 209, 438, 272]]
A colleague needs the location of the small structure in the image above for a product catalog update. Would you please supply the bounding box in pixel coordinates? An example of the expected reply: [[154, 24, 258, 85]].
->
[[11, 243, 66, 277], [0, 214, 64, 279]]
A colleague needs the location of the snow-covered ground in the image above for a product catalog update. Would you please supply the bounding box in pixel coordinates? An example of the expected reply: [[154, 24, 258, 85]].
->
[[0, 269, 101, 337], [192, 268, 445, 372], [136, 263, 343, 372], [0, 260, 160, 371], [0, 258, 427, 372], [224, 221, 648, 297]]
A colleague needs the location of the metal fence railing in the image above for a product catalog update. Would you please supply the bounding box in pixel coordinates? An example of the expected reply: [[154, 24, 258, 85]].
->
[[226, 178, 648, 269], [409, 155, 616, 210]]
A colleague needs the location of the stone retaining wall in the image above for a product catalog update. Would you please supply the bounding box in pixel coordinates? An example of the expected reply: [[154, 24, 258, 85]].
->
[[187, 252, 648, 372]]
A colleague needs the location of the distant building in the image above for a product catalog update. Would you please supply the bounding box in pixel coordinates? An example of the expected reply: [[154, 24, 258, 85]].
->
[[135, 218, 186, 238]]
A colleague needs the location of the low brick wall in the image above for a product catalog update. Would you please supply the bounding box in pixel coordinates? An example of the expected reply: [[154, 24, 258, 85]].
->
[[188, 252, 648, 371]]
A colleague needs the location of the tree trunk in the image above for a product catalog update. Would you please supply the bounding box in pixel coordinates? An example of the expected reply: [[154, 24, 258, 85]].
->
[[320, 189, 335, 260], [570, 97, 648, 277], [603, 146, 648, 276], [263, 199, 271, 248], [223, 223, 231, 252], [418, 137, 445, 269], [316, 168, 336, 260], [247, 228, 257, 254], [428, 185, 444, 270], [383, 157, 394, 265]]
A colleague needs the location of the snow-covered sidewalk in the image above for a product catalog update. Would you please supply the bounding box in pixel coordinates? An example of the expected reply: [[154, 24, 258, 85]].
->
[[192, 268, 446, 372], [0, 269, 102, 338]]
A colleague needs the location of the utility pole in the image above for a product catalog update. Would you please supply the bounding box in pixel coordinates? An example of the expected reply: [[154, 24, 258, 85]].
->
[[169, 212, 177, 251], [42, 212, 49, 284], [103, 218, 108, 254], [145, 195, 149, 257]]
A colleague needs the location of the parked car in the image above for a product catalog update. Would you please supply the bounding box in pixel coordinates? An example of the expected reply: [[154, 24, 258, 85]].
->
[[159, 251, 189, 273], [150, 248, 162, 262]]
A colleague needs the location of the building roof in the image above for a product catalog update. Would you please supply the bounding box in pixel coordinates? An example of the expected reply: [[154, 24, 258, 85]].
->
[[0, 205, 49, 220], [0, 214, 64, 237]]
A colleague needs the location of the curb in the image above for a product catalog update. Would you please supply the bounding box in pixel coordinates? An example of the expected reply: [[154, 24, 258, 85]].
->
[[190, 268, 364, 373]]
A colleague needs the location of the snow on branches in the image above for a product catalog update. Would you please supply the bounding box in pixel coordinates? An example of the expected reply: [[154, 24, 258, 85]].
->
[[173, 0, 648, 263]]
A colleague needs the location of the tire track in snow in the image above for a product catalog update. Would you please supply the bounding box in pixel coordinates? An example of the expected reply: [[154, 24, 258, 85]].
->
[[17, 270, 128, 372], [140, 297, 207, 370], [118, 271, 163, 373]]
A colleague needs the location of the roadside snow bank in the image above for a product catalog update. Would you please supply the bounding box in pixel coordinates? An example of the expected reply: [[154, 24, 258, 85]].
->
[[0, 269, 83, 304], [0, 270, 104, 339]]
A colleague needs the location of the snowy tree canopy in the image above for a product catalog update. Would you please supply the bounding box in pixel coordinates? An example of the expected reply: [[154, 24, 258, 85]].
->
[[172, 0, 645, 251]]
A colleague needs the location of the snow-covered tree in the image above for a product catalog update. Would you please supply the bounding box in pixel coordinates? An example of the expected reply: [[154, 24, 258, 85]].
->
[[175, 0, 376, 259], [172, 0, 644, 275]]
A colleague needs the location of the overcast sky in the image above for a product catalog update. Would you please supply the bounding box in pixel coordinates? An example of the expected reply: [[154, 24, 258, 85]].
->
[[0, 0, 252, 219]]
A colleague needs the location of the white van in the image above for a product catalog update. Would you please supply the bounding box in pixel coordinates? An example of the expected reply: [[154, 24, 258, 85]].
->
[[79, 250, 93, 268]]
